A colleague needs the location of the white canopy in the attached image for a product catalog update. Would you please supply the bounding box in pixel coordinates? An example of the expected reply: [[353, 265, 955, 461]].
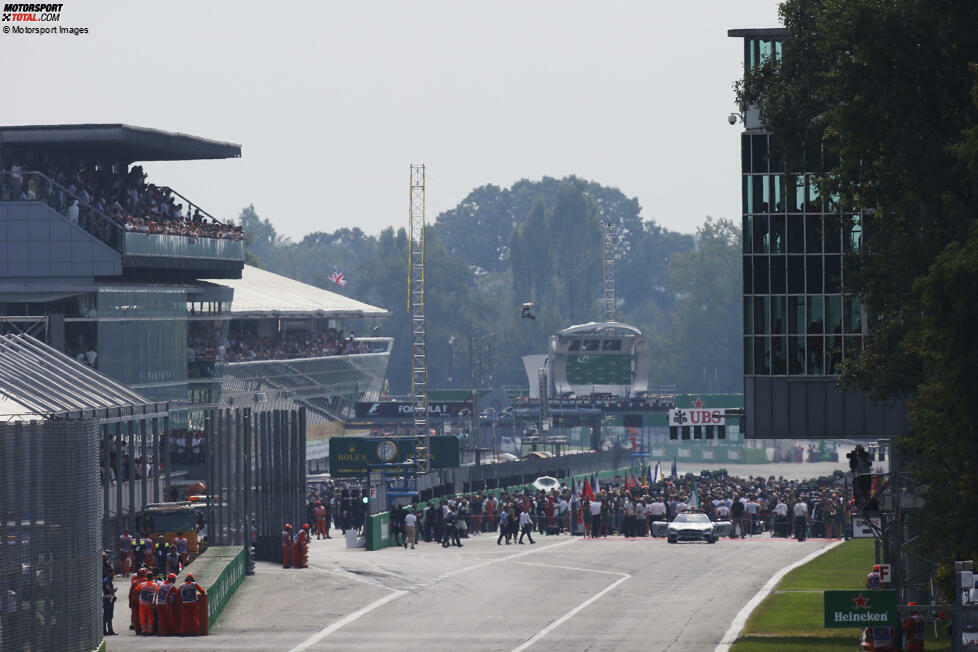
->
[[209, 265, 390, 319]]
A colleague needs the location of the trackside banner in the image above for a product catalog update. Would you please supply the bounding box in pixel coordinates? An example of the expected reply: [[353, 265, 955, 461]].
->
[[823, 590, 897, 628]]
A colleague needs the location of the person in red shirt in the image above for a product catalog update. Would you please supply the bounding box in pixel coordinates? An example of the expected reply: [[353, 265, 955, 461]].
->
[[138, 572, 160, 634], [129, 568, 148, 634], [902, 602, 926, 652], [179, 573, 206, 636], [157, 573, 179, 636], [313, 501, 328, 539]]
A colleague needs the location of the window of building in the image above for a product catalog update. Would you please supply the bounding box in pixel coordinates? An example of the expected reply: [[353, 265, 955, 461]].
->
[[788, 255, 805, 294], [568, 340, 580, 351], [807, 255, 823, 293], [788, 296, 805, 334], [788, 215, 804, 252], [752, 175, 766, 213], [845, 215, 862, 253], [806, 175, 821, 212], [771, 215, 786, 253], [807, 335, 824, 374], [744, 297, 753, 334], [789, 175, 805, 213], [582, 340, 600, 351], [754, 336, 771, 375], [826, 335, 842, 374], [806, 215, 823, 253], [844, 295, 863, 333], [771, 336, 787, 374], [789, 336, 805, 374], [743, 215, 753, 253], [742, 134, 751, 173], [751, 135, 768, 173], [602, 340, 621, 351], [744, 337, 753, 375], [825, 255, 842, 293], [824, 215, 841, 253], [825, 294, 842, 334], [743, 256, 752, 294], [753, 214, 769, 253], [771, 295, 786, 334], [807, 295, 824, 334], [753, 255, 769, 294], [753, 296, 770, 335], [770, 255, 786, 294]]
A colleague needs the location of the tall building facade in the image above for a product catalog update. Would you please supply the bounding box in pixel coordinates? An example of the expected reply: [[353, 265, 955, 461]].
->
[[728, 29, 906, 438]]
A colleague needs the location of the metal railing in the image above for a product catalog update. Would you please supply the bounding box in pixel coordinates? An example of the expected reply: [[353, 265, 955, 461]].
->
[[160, 185, 228, 226], [0, 169, 124, 249]]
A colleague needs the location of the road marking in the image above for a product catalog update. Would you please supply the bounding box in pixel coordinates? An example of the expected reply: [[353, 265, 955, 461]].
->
[[287, 589, 407, 652], [511, 572, 631, 651], [291, 538, 579, 649], [513, 560, 628, 577], [713, 540, 843, 652]]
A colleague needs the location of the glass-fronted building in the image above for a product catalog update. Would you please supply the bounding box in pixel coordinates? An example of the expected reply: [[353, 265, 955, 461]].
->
[[728, 30, 906, 438]]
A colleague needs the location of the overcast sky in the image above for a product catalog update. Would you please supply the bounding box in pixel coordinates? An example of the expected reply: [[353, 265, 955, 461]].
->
[[3, 1, 782, 240]]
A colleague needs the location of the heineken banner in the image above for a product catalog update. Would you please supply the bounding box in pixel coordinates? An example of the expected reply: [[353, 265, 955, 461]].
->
[[824, 590, 897, 628], [329, 436, 460, 477]]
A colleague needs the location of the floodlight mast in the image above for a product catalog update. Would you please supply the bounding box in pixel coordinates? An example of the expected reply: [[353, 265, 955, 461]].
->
[[408, 164, 430, 474]]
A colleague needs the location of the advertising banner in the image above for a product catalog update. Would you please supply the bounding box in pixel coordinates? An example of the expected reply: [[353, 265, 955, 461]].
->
[[824, 590, 897, 628], [329, 436, 460, 476]]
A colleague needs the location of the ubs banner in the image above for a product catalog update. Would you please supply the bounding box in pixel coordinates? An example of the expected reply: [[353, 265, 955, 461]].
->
[[823, 590, 897, 628], [329, 436, 461, 477]]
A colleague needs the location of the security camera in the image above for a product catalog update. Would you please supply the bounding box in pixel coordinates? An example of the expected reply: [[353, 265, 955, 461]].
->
[[728, 113, 738, 125]]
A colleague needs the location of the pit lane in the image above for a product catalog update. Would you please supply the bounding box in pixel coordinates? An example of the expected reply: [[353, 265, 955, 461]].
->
[[107, 531, 836, 652]]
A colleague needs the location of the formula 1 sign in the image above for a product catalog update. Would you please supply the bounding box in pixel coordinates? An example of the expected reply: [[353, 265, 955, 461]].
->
[[354, 401, 470, 418], [823, 590, 897, 628]]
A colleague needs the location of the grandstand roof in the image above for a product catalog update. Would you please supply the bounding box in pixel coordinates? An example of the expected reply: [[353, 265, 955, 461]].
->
[[558, 321, 643, 337], [0, 334, 165, 422], [0, 123, 240, 163], [208, 265, 391, 319]]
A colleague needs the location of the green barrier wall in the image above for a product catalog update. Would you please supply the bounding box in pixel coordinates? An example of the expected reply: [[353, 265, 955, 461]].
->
[[197, 546, 247, 628]]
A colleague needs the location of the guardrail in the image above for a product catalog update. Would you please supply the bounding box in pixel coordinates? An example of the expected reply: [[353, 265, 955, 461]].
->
[[206, 546, 247, 628]]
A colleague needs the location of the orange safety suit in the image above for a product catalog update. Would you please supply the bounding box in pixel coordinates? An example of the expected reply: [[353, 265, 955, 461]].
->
[[156, 580, 178, 636], [178, 580, 206, 635], [138, 578, 160, 634], [313, 506, 327, 538], [173, 536, 189, 565], [129, 576, 145, 633], [903, 614, 925, 652], [281, 529, 292, 568]]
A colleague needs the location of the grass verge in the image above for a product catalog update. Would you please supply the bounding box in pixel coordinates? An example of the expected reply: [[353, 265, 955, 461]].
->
[[731, 538, 950, 651]]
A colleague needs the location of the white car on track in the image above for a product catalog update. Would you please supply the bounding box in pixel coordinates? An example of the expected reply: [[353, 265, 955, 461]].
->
[[652, 510, 732, 544]]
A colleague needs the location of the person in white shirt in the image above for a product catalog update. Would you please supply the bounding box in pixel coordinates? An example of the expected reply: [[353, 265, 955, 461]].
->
[[589, 499, 602, 538], [403, 509, 417, 549], [792, 497, 810, 541], [774, 498, 789, 537], [518, 510, 535, 544]]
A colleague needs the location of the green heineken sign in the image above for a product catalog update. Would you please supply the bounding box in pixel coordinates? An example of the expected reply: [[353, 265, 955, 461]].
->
[[329, 436, 460, 477], [824, 590, 897, 628]]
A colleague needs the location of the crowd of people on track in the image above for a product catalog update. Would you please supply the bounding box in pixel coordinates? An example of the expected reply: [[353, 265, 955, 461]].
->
[[376, 468, 853, 549]]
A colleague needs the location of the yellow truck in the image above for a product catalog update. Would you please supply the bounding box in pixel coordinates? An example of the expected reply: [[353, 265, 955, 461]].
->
[[139, 502, 202, 559]]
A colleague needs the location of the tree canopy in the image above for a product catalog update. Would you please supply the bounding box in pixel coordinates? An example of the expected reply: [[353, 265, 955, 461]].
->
[[740, 0, 978, 593]]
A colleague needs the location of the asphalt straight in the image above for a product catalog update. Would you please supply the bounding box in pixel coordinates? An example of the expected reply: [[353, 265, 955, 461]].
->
[[106, 529, 838, 652]]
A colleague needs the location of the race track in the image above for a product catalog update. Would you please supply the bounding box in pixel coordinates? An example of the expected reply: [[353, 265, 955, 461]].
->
[[108, 530, 837, 652]]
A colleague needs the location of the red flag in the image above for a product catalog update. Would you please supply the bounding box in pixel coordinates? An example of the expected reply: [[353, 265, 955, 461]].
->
[[582, 478, 594, 501], [631, 473, 639, 487], [624, 475, 630, 490]]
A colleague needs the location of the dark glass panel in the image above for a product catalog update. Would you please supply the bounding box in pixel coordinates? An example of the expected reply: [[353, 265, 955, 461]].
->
[[788, 215, 805, 252], [806, 215, 823, 253], [807, 335, 824, 374], [771, 295, 786, 334], [788, 336, 805, 375], [788, 296, 805, 334], [753, 215, 769, 254], [825, 255, 842, 293], [806, 295, 824, 334], [788, 255, 805, 294], [770, 255, 786, 294], [771, 336, 787, 375], [806, 255, 823, 293], [753, 255, 769, 294]]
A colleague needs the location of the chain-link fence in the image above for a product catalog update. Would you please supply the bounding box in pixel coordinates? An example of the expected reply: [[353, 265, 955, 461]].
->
[[0, 419, 103, 652]]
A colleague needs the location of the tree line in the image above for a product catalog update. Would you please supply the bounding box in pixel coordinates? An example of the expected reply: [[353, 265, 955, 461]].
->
[[240, 175, 742, 395]]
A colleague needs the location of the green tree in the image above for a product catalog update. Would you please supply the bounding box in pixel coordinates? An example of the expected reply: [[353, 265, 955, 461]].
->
[[740, 0, 978, 586]]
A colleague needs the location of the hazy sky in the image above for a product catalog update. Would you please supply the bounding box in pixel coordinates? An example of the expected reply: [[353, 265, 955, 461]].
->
[[3, 1, 782, 240]]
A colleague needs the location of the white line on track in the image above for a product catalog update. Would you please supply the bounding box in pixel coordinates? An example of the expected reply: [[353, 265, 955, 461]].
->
[[287, 590, 407, 652], [290, 538, 579, 651], [511, 572, 631, 652], [713, 539, 843, 652]]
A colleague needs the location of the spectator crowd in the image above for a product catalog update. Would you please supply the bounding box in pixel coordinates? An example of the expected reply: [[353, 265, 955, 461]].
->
[[226, 328, 369, 362], [3, 158, 243, 243]]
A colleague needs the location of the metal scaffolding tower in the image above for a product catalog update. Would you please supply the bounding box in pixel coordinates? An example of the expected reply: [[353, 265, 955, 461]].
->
[[408, 164, 430, 473], [602, 221, 618, 322]]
